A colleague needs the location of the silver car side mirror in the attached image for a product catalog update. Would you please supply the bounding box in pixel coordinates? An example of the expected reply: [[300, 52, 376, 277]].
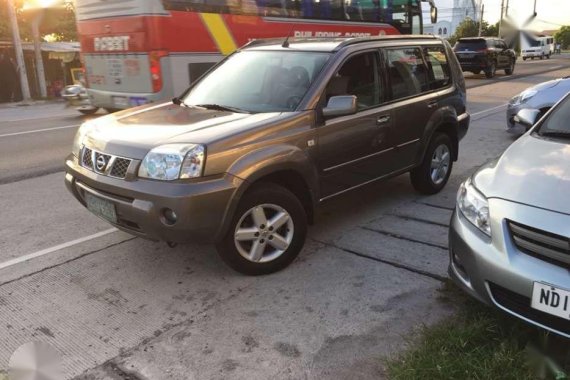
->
[[323, 95, 357, 119], [514, 108, 541, 129]]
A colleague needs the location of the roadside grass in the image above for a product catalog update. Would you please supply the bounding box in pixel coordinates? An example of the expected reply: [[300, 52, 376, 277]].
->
[[386, 280, 570, 380]]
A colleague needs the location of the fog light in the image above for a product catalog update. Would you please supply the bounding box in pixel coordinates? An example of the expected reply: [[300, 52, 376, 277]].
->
[[162, 208, 177, 225]]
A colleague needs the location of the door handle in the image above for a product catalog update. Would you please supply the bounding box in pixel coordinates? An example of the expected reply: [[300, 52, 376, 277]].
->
[[427, 101, 438, 109], [376, 115, 390, 125]]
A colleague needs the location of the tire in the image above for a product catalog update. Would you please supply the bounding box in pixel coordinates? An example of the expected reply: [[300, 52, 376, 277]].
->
[[505, 59, 515, 75], [522, 57, 527, 61], [410, 133, 453, 195], [216, 182, 307, 275], [540, 54, 544, 60], [78, 108, 99, 115], [547, 54, 551, 59], [485, 62, 496, 78], [472, 70, 481, 75], [104, 108, 121, 113], [531, 57, 535, 60]]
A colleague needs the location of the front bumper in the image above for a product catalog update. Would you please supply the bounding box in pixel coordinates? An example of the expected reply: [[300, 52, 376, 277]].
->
[[505, 103, 527, 133], [449, 199, 570, 338], [65, 154, 243, 243], [457, 112, 470, 141]]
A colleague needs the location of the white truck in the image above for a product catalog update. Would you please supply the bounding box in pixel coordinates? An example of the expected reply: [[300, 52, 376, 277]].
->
[[521, 32, 554, 60]]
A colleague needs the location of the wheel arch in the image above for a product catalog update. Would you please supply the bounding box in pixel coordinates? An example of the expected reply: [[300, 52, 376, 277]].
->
[[216, 145, 319, 241], [417, 108, 459, 164]]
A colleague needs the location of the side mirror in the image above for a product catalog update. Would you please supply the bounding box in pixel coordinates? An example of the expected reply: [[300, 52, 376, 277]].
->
[[430, 4, 438, 24], [323, 95, 357, 118], [514, 108, 541, 129]]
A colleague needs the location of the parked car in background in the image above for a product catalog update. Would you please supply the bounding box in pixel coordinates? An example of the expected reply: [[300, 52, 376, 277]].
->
[[521, 33, 554, 61], [449, 93, 570, 338], [453, 37, 516, 78], [65, 35, 469, 275], [507, 75, 570, 132]]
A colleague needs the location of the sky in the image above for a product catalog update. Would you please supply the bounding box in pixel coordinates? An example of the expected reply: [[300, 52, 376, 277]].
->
[[425, 0, 570, 32]]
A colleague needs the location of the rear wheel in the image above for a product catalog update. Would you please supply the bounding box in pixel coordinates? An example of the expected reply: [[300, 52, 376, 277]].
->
[[472, 70, 481, 75], [216, 183, 307, 275], [522, 57, 527, 61], [104, 108, 121, 113], [78, 108, 99, 115], [410, 133, 453, 195], [485, 62, 496, 78], [540, 54, 544, 60], [505, 59, 515, 75]]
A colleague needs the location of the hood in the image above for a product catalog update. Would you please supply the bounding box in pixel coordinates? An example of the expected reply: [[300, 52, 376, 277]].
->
[[473, 134, 570, 215], [529, 77, 569, 92], [82, 102, 285, 159]]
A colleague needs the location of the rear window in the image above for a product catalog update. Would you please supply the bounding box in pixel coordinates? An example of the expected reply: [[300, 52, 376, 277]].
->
[[454, 39, 487, 51]]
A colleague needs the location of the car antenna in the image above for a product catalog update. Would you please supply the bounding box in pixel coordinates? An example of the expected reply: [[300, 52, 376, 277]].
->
[[282, 24, 295, 48]]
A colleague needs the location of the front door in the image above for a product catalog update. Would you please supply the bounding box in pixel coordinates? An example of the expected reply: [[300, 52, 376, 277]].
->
[[316, 51, 395, 199]]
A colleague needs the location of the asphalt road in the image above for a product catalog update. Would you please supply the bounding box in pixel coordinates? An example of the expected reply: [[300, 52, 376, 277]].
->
[[0, 56, 569, 379]]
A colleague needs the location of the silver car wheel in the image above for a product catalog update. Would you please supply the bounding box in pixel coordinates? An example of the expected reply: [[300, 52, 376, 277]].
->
[[234, 203, 294, 263], [430, 144, 451, 185]]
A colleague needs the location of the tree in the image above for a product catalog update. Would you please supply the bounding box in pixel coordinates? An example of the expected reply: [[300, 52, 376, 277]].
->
[[0, 1, 77, 42], [448, 19, 500, 46], [554, 26, 570, 49]]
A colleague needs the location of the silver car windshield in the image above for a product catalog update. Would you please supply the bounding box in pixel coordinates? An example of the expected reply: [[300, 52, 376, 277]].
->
[[538, 95, 570, 139], [183, 51, 330, 113]]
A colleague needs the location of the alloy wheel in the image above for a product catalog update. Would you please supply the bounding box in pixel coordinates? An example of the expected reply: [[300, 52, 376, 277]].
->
[[430, 144, 451, 185], [234, 203, 294, 263]]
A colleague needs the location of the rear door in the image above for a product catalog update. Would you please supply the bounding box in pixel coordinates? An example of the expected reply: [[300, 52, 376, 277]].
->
[[382, 46, 439, 169], [317, 51, 395, 199]]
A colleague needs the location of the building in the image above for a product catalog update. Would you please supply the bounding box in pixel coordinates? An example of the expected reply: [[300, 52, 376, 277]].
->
[[451, 0, 480, 34], [433, 20, 453, 38]]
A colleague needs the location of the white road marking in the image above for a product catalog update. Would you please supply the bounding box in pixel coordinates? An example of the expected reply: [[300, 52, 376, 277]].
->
[[0, 228, 117, 271], [0, 124, 80, 138], [471, 103, 508, 118]]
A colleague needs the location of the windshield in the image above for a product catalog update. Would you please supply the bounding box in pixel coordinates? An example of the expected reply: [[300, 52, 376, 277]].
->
[[538, 95, 570, 138], [183, 51, 330, 113]]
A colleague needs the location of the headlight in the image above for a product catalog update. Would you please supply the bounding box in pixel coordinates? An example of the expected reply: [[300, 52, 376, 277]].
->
[[138, 144, 205, 181], [72, 123, 90, 157], [457, 178, 491, 236]]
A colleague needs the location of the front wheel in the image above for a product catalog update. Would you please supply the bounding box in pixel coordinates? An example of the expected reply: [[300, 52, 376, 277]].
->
[[472, 70, 481, 75], [522, 57, 527, 61], [410, 133, 453, 195], [216, 183, 307, 275], [505, 60, 515, 75]]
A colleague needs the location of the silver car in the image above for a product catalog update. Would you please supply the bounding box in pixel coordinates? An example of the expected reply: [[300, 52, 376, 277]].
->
[[450, 95, 570, 338], [506, 76, 570, 132]]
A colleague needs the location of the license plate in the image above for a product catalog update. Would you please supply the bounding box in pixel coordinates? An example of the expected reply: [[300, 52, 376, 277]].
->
[[107, 59, 124, 78], [531, 282, 570, 320], [85, 193, 117, 224], [459, 54, 474, 59], [112, 96, 129, 108]]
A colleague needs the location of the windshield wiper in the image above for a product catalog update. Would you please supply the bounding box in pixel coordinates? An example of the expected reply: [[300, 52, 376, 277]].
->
[[539, 129, 570, 139], [194, 104, 250, 114]]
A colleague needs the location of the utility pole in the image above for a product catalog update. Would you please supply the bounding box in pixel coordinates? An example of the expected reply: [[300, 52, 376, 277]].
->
[[31, 11, 47, 99], [7, 0, 32, 102], [478, 3, 484, 37], [505, 0, 509, 17], [498, 0, 504, 37]]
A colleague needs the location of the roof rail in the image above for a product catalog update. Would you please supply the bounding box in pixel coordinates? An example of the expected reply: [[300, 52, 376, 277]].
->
[[333, 34, 440, 51]]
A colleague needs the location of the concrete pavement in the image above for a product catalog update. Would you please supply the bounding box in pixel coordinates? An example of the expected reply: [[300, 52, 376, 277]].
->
[[0, 60, 569, 379]]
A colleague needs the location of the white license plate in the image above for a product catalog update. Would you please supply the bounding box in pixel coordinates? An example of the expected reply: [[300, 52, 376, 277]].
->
[[112, 96, 129, 108], [85, 193, 117, 224], [531, 282, 570, 320]]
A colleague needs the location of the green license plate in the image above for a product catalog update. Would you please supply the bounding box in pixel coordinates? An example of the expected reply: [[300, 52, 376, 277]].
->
[[85, 193, 117, 223]]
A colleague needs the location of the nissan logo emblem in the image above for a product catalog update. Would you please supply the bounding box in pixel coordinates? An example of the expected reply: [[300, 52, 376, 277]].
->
[[96, 155, 107, 171]]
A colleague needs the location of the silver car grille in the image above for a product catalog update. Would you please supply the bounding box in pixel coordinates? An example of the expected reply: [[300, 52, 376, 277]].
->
[[508, 221, 570, 268], [81, 147, 132, 179]]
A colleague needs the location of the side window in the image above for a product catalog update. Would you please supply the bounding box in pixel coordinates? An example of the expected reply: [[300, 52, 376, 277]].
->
[[325, 52, 381, 111], [385, 47, 429, 100], [423, 46, 451, 90]]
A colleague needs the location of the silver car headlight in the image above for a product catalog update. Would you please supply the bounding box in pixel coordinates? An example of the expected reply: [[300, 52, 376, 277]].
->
[[72, 122, 90, 157], [138, 144, 205, 181], [457, 178, 491, 236]]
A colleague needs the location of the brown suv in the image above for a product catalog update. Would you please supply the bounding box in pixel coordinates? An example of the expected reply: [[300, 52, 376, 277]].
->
[[65, 35, 469, 275]]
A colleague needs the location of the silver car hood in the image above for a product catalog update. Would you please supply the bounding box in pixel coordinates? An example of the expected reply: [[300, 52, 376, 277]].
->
[[473, 134, 570, 215]]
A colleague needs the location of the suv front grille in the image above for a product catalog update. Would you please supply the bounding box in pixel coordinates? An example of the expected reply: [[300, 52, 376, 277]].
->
[[81, 147, 132, 179], [508, 221, 570, 269], [489, 282, 570, 336]]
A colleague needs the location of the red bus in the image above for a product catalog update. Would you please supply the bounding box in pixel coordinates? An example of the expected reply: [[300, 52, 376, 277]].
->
[[76, 0, 438, 111]]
